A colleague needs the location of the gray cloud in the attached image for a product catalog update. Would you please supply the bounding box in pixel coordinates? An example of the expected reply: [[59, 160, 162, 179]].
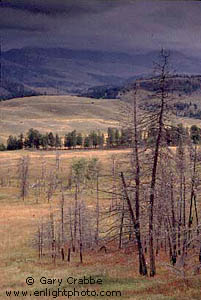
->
[[1, 0, 124, 16], [1, 9, 46, 32], [1, 0, 201, 57]]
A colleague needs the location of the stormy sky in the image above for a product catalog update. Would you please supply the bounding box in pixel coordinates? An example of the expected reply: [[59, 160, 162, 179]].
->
[[1, 0, 201, 56]]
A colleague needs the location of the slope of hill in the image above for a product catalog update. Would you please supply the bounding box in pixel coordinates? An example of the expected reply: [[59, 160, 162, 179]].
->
[[82, 76, 201, 120], [82, 75, 201, 99], [0, 94, 201, 145], [0, 78, 39, 100], [2, 47, 201, 100], [0, 95, 121, 143]]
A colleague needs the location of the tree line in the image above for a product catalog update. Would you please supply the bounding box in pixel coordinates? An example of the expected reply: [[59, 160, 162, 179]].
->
[[1, 123, 201, 152]]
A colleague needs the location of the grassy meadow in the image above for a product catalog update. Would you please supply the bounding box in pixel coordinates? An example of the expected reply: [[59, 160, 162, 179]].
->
[[0, 94, 201, 144], [0, 95, 201, 299], [0, 95, 121, 144], [0, 148, 201, 300]]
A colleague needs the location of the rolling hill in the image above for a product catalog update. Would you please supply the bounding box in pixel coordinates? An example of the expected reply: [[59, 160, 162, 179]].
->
[[2, 47, 201, 100], [0, 95, 121, 143], [0, 94, 201, 145]]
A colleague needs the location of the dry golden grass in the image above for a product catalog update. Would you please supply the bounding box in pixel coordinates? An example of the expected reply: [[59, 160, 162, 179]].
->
[[0, 95, 121, 143], [0, 148, 201, 299], [1, 91, 201, 298], [1, 94, 201, 146]]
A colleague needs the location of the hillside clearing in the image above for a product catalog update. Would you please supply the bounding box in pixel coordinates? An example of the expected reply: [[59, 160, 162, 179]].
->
[[1, 95, 201, 145], [0, 95, 122, 143]]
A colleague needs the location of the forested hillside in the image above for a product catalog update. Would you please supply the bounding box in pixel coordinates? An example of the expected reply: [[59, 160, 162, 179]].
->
[[2, 47, 201, 100]]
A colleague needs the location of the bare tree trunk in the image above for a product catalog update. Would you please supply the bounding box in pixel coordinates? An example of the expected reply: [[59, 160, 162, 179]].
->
[[69, 206, 74, 253], [178, 175, 182, 256], [73, 183, 78, 252], [95, 174, 100, 244], [18, 156, 30, 201], [188, 145, 197, 241], [149, 125, 163, 276], [78, 203, 83, 264], [148, 50, 170, 276], [119, 197, 125, 249], [166, 219, 173, 263], [61, 191, 64, 244], [193, 194, 199, 236], [56, 151, 60, 171], [38, 226, 41, 259], [50, 213, 56, 263], [52, 240, 56, 264], [170, 177, 177, 265], [111, 156, 116, 209], [40, 222, 43, 258], [61, 247, 65, 261], [67, 248, 71, 262], [182, 176, 187, 256], [121, 172, 147, 276]]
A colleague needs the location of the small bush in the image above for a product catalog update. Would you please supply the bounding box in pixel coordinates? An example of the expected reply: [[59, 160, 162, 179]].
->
[[0, 143, 6, 151]]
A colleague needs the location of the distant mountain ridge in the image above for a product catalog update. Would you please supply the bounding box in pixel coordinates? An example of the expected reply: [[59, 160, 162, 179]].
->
[[82, 74, 201, 99], [1, 47, 201, 100]]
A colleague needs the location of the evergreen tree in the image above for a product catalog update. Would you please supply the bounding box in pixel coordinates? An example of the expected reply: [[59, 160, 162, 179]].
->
[[48, 132, 55, 148], [84, 136, 92, 148], [55, 133, 61, 148], [90, 131, 98, 148], [190, 125, 201, 144], [97, 131, 104, 148], [26, 128, 41, 149], [17, 134, 24, 149], [7, 135, 18, 150], [65, 132, 72, 149], [115, 129, 120, 146], [40, 134, 48, 149], [107, 127, 115, 147], [71, 130, 77, 148], [120, 128, 132, 146], [65, 130, 77, 149], [76, 133, 83, 147]]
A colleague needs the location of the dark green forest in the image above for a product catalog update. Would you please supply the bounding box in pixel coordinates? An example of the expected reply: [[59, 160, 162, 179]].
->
[[2, 123, 201, 152]]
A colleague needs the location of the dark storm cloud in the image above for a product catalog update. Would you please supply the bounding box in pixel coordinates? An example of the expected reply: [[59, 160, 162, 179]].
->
[[1, 24, 44, 32], [0, 0, 131, 50], [0, 7, 49, 34], [0, 0, 126, 48], [0, 0, 124, 16], [1, 0, 201, 56], [0, 8, 46, 32]]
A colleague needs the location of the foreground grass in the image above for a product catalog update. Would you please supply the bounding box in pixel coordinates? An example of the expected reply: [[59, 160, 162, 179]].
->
[[1, 199, 201, 300], [0, 149, 201, 299], [1, 247, 201, 299]]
